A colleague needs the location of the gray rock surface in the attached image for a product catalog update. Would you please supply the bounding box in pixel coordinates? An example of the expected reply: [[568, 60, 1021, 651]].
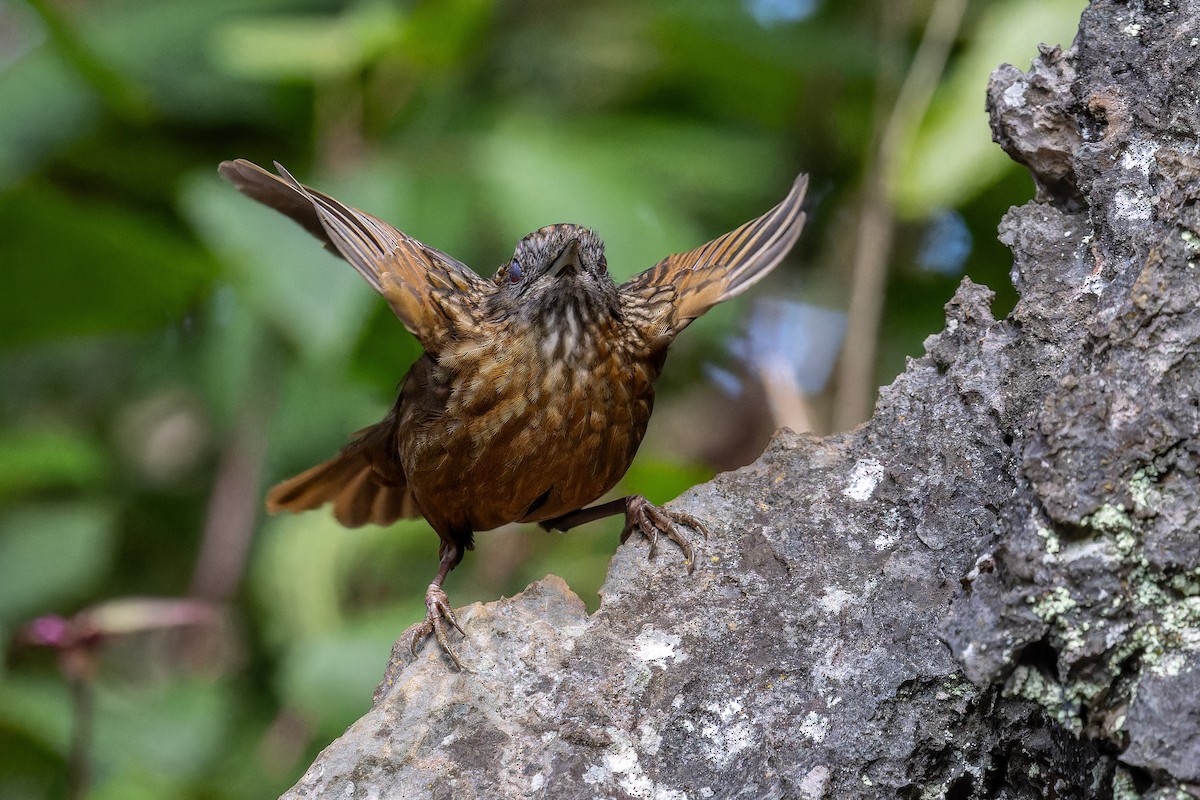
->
[[282, 1, 1200, 797]]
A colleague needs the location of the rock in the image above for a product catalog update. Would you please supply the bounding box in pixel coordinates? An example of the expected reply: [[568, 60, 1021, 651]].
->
[[283, 1, 1200, 796]]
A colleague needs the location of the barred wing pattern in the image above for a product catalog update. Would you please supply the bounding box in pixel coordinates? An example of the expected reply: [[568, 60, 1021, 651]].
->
[[621, 173, 808, 345], [218, 159, 490, 351]]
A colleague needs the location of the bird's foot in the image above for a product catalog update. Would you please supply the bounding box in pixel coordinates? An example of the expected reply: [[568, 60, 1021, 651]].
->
[[620, 495, 709, 573], [401, 583, 465, 670]]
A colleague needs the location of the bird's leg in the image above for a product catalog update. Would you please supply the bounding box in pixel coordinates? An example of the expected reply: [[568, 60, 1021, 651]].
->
[[541, 495, 708, 572], [402, 542, 466, 669]]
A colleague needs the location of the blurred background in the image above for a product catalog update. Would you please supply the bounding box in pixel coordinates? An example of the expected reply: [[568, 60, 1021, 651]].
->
[[0, 0, 1083, 796]]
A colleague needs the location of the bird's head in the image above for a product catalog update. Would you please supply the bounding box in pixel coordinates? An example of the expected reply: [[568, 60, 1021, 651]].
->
[[491, 223, 619, 323]]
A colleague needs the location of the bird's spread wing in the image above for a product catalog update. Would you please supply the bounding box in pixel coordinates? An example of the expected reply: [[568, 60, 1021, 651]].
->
[[621, 173, 808, 345], [219, 159, 491, 350]]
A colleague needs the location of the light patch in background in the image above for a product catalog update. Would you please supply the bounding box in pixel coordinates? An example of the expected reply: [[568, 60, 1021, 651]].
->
[[917, 208, 973, 277], [721, 299, 848, 396], [743, 0, 818, 27]]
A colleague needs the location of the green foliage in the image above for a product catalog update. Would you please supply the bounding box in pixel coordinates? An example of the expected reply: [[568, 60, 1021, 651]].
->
[[0, 428, 107, 501], [894, 0, 1085, 216], [0, 0, 1081, 796], [182, 172, 375, 364], [0, 504, 116, 629], [0, 184, 218, 346]]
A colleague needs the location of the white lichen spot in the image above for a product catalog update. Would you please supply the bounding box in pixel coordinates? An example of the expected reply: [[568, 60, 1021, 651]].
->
[[799, 711, 830, 742], [921, 779, 955, 800], [606, 742, 639, 774], [798, 765, 831, 799], [1059, 538, 1119, 565], [633, 627, 685, 667], [585, 726, 688, 800], [874, 530, 899, 550], [530, 774, 545, 792], [717, 698, 743, 721], [1181, 620, 1200, 649], [638, 721, 663, 755], [1154, 651, 1189, 677], [843, 459, 884, 501], [700, 789, 714, 799], [1001, 81, 1027, 109], [1182, 229, 1200, 249], [1123, 22, 1142, 36], [818, 587, 855, 614], [1112, 766, 1143, 800], [1082, 269, 1110, 296], [1114, 187, 1153, 221], [699, 698, 756, 766]]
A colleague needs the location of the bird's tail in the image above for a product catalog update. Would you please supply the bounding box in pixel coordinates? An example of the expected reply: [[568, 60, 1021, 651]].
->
[[266, 423, 418, 528]]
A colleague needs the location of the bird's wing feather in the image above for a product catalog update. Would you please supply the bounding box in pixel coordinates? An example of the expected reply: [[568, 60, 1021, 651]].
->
[[219, 159, 490, 350], [621, 173, 808, 345]]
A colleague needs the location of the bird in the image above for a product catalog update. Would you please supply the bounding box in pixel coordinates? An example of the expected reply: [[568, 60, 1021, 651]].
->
[[219, 159, 808, 668]]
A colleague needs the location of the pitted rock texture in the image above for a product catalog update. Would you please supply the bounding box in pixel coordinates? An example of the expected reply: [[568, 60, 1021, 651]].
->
[[282, 2, 1200, 797]]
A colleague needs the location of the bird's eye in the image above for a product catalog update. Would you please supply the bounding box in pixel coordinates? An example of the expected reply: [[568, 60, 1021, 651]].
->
[[509, 259, 523, 283]]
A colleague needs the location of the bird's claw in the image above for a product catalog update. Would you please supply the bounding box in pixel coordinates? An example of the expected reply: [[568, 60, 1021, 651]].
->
[[621, 495, 709, 573], [402, 584, 465, 670]]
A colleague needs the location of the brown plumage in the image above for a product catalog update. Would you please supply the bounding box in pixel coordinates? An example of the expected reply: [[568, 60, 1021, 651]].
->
[[220, 159, 808, 667]]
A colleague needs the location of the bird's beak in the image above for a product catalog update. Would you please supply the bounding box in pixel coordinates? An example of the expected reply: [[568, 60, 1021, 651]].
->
[[548, 239, 582, 277]]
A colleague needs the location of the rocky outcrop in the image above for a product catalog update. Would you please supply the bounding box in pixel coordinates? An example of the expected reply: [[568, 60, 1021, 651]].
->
[[283, 2, 1200, 796]]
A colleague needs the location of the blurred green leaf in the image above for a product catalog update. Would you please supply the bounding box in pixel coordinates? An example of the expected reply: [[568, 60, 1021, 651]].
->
[[402, 0, 495, 69], [89, 678, 231, 779], [516, 525, 618, 612], [0, 183, 217, 347], [893, 0, 1087, 215], [263, 356, 390, 467], [90, 772, 182, 800], [181, 171, 376, 364], [252, 512, 427, 645], [476, 113, 790, 280], [0, 427, 108, 501], [0, 48, 99, 189], [275, 616, 396, 735], [252, 514, 349, 645], [212, 5, 405, 81], [0, 674, 73, 753], [194, 285, 275, 426], [25, 0, 155, 123], [0, 502, 116, 625], [621, 457, 714, 506], [80, 0, 302, 123]]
